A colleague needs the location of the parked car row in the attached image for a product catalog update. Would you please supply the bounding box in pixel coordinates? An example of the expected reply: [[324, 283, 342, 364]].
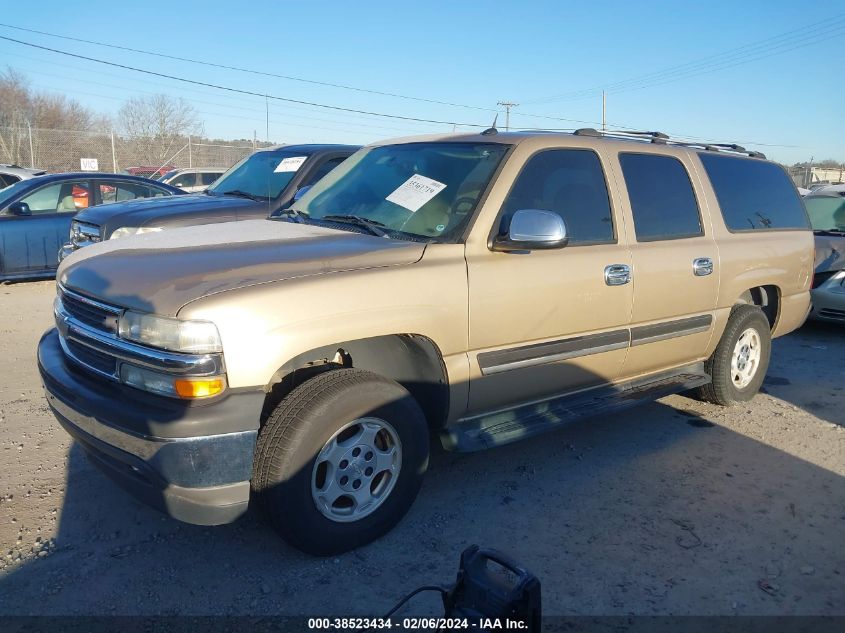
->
[[0, 145, 357, 281], [39, 129, 816, 555], [0, 173, 182, 280], [59, 144, 357, 259]]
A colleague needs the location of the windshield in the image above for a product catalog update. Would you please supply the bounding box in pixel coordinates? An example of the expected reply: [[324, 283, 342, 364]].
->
[[158, 169, 179, 183], [207, 150, 312, 200], [291, 142, 510, 241], [804, 195, 845, 231]]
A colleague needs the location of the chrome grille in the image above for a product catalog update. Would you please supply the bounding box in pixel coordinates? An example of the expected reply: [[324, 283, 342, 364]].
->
[[59, 288, 120, 334], [64, 338, 118, 376], [54, 285, 225, 384]]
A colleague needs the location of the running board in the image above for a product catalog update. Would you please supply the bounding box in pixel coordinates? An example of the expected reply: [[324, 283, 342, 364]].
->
[[442, 363, 710, 452]]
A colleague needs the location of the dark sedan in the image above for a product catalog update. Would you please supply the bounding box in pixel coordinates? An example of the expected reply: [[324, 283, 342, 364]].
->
[[61, 144, 359, 258], [0, 173, 182, 281]]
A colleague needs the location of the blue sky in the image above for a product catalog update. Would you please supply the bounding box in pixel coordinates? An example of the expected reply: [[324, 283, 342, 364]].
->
[[0, 0, 842, 164]]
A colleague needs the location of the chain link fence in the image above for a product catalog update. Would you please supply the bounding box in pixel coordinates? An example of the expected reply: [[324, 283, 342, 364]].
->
[[0, 127, 272, 175]]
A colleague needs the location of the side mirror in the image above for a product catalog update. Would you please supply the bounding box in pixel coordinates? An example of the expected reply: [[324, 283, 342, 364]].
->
[[293, 185, 313, 202], [8, 201, 32, 216], [492, 209, 568, 252]]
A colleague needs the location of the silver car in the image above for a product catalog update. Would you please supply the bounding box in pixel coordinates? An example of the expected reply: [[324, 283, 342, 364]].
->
[[805, 191, 845, 323], [0, 164, 46, 188]]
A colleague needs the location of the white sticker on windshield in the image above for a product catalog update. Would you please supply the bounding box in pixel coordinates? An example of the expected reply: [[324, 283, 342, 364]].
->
[[274, 156, 307, 173], [386, 174, 447, 212]]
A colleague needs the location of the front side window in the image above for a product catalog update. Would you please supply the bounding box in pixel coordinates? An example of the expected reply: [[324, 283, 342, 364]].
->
[[200, 172, 222, 186], [208, 150, 315, 200], [700, 154, 809, 231], [20, 181, 91, 214], [500, 149, 614, 244], [292, 143, 510, 241], [0, 174, 20, 188], [620, 153, 702, 241], [302, 157, 346, 187], [171, 173, 198, 188]]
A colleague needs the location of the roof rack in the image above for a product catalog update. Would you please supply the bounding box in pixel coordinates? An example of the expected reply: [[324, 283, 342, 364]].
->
[[571, 128, 766, 159]]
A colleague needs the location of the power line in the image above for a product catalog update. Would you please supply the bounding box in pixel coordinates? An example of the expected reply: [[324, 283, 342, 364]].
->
[[523, 14, 845, 104], [0, 22, 497, 114], [0, 35, 803, 150], [0, 48, 439, 135], [0, 35, 490, 129]]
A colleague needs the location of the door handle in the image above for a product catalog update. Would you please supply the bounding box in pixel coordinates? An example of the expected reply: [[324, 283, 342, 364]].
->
[[604, 264, 631, 286], [693, 257, 714, 276]]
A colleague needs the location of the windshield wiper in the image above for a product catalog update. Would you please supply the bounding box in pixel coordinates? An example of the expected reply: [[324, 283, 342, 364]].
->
[[221, 189, 265, 202], [814, 228, 845, 235], [322, 214, 390, 238]]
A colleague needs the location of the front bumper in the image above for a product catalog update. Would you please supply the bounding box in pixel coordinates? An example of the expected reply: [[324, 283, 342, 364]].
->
[[810, 283, 845, 323], [57, 243, 75, 263], [38, 328, 264, 525]]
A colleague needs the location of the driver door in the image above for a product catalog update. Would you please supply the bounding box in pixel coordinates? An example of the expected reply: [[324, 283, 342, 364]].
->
[[465, 147, 633, 415], [0, 180, 89, 276]]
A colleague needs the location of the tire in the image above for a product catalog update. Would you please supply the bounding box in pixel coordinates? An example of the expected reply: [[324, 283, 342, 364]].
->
[[252, 368, 429, 555], [696, 304, 772, 406]]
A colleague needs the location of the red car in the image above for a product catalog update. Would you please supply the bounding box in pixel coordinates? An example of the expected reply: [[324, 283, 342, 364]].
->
[[125, 165, 177, 179]]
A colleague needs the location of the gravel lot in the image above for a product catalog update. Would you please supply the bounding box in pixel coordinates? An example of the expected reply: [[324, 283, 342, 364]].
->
[[0, 280, 842, 616]]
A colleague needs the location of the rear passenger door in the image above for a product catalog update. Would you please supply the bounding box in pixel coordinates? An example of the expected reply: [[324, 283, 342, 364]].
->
[[612, 151, 719, 378], [466, 147, 633, 414]]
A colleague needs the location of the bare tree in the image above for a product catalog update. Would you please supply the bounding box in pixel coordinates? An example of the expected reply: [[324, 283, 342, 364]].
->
[[118, 94, 203, 165], [0, 67, 96, 166]]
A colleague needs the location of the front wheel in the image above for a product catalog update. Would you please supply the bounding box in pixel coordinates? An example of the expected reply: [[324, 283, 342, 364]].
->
[[252, 368, 429, 555], [696, 304, 772, 406]]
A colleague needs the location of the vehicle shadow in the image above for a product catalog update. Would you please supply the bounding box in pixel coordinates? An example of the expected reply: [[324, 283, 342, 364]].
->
[[762, 320, 845, 427], [0, 388, 842, 617], [1, 266, 842, 617]]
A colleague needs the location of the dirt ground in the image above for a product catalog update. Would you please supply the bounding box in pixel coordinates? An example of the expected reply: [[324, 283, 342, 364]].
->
[[0, 280, 842, 616]]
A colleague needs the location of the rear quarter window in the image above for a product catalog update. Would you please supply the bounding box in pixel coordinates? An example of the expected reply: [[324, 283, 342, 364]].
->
[[699, 154, 809, 231]]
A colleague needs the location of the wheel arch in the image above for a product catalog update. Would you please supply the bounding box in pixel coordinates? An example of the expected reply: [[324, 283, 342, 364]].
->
[[261, 333, 450, 430], [736, 284, 780, 330]]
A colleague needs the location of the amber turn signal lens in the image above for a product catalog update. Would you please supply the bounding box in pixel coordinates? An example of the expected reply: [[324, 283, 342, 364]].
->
[[173, 377, 225, 399]]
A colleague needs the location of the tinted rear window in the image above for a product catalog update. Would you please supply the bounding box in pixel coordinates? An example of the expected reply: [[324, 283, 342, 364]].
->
[[619, 153, 702, 241], [699, 154, 809, 231]]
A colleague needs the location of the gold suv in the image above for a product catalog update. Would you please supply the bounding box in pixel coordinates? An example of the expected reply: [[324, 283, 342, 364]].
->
[[39, 130, 813, 555]]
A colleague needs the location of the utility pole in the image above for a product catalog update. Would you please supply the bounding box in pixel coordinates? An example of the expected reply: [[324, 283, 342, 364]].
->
[[497, 101, 518, 131], [602, 91, 606, 131], [265, 94, 270, 143]]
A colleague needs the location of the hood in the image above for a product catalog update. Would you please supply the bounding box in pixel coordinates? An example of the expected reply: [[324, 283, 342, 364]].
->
[[58, 219, 425, 316], [74, 193, 264, 231], [814, 233, 845, 273]]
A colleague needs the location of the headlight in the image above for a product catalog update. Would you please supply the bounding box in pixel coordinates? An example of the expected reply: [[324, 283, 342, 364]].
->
[[110, 226, 163, 240], [118, 311, 222, 353], [70, 221, 102, 245]]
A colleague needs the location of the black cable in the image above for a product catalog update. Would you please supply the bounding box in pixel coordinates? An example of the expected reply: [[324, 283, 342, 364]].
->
[[0, 35, 486, 129], [0, 22, 496, 114], [383, 585, 449, 619]]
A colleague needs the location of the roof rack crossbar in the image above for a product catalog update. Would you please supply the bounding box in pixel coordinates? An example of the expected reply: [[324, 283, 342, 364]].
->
[[567, 129, 766, 159]]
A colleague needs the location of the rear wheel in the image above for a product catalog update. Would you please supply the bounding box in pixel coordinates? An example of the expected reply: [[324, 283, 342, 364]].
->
[[252, 368, 429, 555], [696, 304, 771, 405]]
